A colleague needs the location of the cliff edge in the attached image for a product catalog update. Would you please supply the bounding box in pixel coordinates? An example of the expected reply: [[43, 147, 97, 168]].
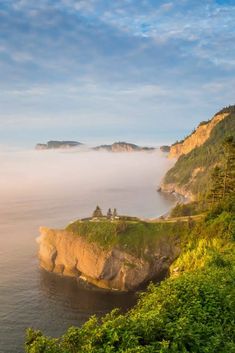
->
[[162, 106, 235, 199], [37, 221, 180, 291], [169, 112, 229, 159]]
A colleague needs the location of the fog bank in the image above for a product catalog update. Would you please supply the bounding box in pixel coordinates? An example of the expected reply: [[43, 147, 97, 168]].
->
[[0, 148, 174, 220]]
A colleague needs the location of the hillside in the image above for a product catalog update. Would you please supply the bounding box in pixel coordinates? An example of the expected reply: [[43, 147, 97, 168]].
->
[[93, 142, 155, 152], [27, 200, 235, 352], [162, 108, 235, 199], [35, 140, 82, 149]]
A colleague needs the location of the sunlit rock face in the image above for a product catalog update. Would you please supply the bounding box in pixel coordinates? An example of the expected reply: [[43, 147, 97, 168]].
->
[[37, 227, 179, 291], [169, 113, 229, 159]]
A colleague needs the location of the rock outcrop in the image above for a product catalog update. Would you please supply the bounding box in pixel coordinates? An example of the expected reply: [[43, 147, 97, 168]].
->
[[169, 113, 229, 159], [35, 140, 82, 150], [37, 227, 179, 291], [160, 183, 194, 201], [93, 142, 155, 153]]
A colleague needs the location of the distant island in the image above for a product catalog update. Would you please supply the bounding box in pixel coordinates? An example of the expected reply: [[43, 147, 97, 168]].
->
[[35, 140, 155, 152], [93, 141, 155, 152], [160, 145, 170, 152], [35, 140, 83, 150]]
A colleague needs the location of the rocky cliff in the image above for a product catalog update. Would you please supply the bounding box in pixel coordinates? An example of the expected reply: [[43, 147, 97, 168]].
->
[[37, 226, 179, 291], [162, 108, 235, 199], [169, 112, 229, 159]]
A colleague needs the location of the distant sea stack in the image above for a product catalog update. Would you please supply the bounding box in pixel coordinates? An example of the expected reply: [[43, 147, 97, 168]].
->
[[35, 140, 82, 150], [93, 142, 155, 152]]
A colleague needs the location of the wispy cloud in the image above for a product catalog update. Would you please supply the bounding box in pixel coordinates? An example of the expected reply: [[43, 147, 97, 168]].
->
[[0, 0, 234, 145]]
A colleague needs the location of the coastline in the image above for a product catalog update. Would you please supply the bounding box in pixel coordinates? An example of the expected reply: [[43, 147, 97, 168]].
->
[[158, 190, 189, 219]]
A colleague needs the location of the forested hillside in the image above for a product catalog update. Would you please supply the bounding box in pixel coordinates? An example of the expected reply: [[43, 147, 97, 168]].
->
[[163, 108, 235, 198], [25, 200, 235, 352]]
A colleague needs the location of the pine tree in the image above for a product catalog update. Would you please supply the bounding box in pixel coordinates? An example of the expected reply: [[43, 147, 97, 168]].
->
[[113, 208, 118, 217], [107, 208, 112, 218], [92, 205, 103, 218], [207, 166, 224, 205], [207, 136, 235, 205], [222, 136, 235, 198]]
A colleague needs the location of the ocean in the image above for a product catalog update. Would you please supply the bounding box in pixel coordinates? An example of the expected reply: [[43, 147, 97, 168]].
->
[[0, 148, 175, 353]]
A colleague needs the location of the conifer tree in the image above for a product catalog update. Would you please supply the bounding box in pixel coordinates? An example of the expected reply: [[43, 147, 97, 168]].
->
[[92, 205, 103, 218], [107, 208, 112, 218], [207, 136, 235, 205], [222, 136, 235, 198], [207, 166, 224, 204]]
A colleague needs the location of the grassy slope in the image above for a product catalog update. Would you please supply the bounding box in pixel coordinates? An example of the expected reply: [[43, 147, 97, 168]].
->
[[66, 219, 190, 258], [164, 112, 235, 196], [25, 204, 235, 352]]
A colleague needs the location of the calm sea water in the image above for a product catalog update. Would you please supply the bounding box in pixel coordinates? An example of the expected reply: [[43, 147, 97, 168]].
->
[[0, 148, 175, 353]]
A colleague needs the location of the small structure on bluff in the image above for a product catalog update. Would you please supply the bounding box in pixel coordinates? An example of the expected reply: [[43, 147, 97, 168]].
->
[[92, 206, 119, 220], [92, 205, 103, 218]]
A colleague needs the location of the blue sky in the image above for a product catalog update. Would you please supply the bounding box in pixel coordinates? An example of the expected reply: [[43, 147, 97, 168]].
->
[[0, 0, 234, 146]]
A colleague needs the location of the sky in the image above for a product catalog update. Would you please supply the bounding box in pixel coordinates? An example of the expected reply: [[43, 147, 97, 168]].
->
[[0, 0, 235, 146]]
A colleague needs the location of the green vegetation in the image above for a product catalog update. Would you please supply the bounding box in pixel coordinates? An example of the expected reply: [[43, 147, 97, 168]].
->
[[207, 136, 235, 204], [216, 104, 235, 115], [67, 219, 189, 258], [170, 201, 206, 217], [26, 199, 235, 352], [26, 105, 235, 352], [164, 112, 235, 197]]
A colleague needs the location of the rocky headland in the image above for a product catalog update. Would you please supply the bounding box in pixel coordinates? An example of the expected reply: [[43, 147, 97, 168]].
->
[[36, 140, 82, 150], [93, 142, 155, 152], [37, 218, 181, 291]]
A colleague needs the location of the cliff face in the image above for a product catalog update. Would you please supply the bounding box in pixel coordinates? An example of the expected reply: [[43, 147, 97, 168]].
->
[[169, 113, 229, 159], [162, 110, 235, 200], [37, 227, 179, 291]]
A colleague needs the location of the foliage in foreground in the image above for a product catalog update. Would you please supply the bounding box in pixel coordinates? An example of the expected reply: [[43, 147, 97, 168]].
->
[[25, 202, 235, 353]]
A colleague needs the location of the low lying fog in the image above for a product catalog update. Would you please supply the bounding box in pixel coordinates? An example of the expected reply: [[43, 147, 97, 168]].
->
[[0, 148, 175, 219]]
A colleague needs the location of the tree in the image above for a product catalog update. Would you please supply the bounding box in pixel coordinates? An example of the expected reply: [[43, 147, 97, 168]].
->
[[113, 208, 118, 217], [222, 136, 235, 198], [207, 166, 224, 205], [107, 208, 112, 218], [92, 206, 103, 218], [207, 136, 235, 205]]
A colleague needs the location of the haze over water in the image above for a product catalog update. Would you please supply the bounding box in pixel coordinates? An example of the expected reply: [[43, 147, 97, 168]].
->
[[0, 148, 175, 353]]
